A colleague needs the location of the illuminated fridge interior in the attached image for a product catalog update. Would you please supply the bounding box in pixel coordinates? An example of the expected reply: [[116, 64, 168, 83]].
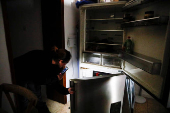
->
[[78, 0, 170, 108]]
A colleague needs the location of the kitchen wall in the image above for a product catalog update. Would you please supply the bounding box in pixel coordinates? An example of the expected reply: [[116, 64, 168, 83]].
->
[[5, 0, 48, 100], [0, 0, 44, 112], [64, 0, 79, 102], [0, 2, 13, 113], [6, 0, 43, 58]]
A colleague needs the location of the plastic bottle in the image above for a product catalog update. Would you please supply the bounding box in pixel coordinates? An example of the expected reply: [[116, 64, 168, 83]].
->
[[123, 36, 133, 53]]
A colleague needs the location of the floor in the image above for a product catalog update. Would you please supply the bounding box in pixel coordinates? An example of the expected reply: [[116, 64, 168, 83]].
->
[[45, 98, 170, 113], [134, 98, 170, 113], [46, 99, 70, 113]]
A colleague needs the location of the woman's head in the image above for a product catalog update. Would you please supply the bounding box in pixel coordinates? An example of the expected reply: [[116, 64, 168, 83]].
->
[[51, 46, 71, 68]]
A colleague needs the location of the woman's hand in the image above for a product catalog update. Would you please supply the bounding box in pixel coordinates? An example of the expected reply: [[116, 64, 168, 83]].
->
[[68, 88, 74, 94], [57, 73, 64, 80]]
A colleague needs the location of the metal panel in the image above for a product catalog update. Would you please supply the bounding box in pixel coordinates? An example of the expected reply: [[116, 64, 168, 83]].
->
[[119, 51, 161, 75], [70, 74, 126, 113]]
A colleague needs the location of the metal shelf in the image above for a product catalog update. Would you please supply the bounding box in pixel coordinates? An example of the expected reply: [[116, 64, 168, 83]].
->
[[86, 18, 123, 21], [121, 16, 169, 28], [87, 29, 124, 31], [86, 42, 122, 46], [122, 0, 162, 11], [119, 51, 161, 75], [80, 1, 126, 9], [82, 51, 121, 67], [83, 51, 119, 55]]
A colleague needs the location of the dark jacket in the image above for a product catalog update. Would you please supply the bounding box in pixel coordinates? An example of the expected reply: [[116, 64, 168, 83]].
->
[[14, 50, 69, 95]]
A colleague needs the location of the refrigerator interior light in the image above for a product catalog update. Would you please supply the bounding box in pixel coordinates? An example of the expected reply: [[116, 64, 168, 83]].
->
[[92, 53, 101, 55]]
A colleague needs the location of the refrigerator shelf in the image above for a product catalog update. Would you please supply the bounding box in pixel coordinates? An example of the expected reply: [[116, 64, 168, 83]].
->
[[122, 0, 162, 11], [80, 1, 127, 9], [83, 51, 119, 56], [119, 51, 161, 75], [121, 16, 169, 28], [82, 51, 121, 67], [86, 18, 123, 21], [85, 42, 122, 46], [86, 29, 124, 31]]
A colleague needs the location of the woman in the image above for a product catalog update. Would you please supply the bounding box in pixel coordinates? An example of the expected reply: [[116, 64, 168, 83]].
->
[[14, 46, 74, 113]]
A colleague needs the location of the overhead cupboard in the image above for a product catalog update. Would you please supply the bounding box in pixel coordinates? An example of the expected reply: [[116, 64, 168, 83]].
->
[[79, 0, 170, 106]]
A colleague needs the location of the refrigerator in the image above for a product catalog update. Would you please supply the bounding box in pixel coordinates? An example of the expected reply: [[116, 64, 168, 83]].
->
[[70, 74, 127, 113], [70, 0, 170, 113]]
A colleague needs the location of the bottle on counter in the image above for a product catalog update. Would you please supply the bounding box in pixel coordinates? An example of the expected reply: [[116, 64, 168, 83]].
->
[[123, 36, 134, 54]]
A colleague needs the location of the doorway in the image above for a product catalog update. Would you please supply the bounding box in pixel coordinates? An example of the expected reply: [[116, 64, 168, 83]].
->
[[1, 0, 66, 105]]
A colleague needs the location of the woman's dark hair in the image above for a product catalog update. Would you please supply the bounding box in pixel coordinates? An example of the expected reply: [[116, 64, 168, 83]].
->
[[51, 48, 71, 63]]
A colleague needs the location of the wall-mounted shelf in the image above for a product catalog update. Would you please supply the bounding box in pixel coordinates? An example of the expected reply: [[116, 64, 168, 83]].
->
[[121, 16, 169, 28], [119, 51, 161, 75]]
